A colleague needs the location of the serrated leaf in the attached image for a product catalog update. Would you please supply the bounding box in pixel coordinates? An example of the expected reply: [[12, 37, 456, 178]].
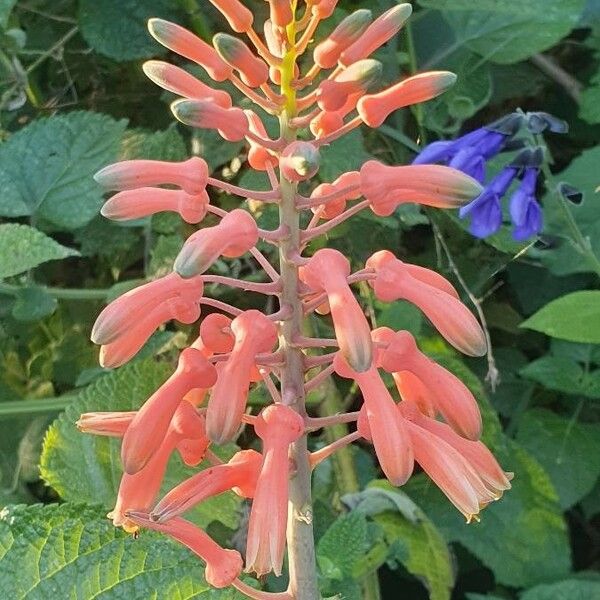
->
[[404, 441, 570, 587], [40, 359, 241, 530], [418, 0, 585, 64], [516, 408, 600, 508], [521, 579, 600, 600], [521, 291, 600, 344], [120, 126, 188, 162], [317, 512, 369, 580], [0, 112, 127, 229], [318, 129, 370, 182], [0, 224, 79, 279], [0, 503, 242, 599], [78, 0, 181, 61], [11, 287, 57, 322]]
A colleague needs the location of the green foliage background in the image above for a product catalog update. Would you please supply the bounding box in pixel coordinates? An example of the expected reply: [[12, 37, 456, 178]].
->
[[0, 1, 600, 598]]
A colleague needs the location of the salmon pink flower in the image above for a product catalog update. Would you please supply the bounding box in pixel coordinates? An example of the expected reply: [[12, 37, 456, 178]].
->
[[334, 353, 414, 486], [366, 250, 487, 357], [94, 157, 208, 195], [101, 188, 209, 224], [151, 449, 262, 522], [339, 4, 412, 66], [121, 348, 217, 474], [392, 370, 436, 418], [199, 313, 234, 354], [109, 401, 208, 532], [142, 60, 232, 107], [148, 19, 232, 81], [246, 405, 304, 576], [174, 209, 258, 278], [313, 9, 373, 69], [206, 310, 278, 444], [246, 110, 278, 171], [264, 0, 293, 27], [373, 327, 482, 440], [126, 512, 243, 588], [300, 249, 373, 372], [213, 33, 269, 88], [208, 0, 253, 33], [310, 110, 344, 138], [358, 71, 457, 128], [171, 99, 249, 142], [360, 160, 483, 215], [76, 411, 136, 437], [280, 141, 321, 182]]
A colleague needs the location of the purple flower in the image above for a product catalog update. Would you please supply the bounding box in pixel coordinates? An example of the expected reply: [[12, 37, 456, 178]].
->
[[459, 166, 519, 238], [509, 168, 543, 241]]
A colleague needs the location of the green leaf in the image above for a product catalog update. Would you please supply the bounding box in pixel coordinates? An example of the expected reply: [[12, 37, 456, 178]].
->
[[120, 126, 188, 162], [538, 146, 600, 275], [418, 0, 586, 64], [516, 408, 600, 508], [0, 112, 127, 229], [78, 0, 181, 61], [318, 129, 370, 181], [0, 503, 242, 599], [0, 224, 79, 279], [0, 0, 16, 27], [316, 512, 369, 580], [521, 291, 600, 344], [404, 441, 571, 587], [40, 359, 241, 530], [11, 287, 57, 322], [579, 76, 600, 124], [521, 579, 600, 600], [520, 356, 600, 400]]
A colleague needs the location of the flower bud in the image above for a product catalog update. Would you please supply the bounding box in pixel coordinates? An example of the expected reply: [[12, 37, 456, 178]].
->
[[208, 0, 253, 33], [317, 59, 382, 112], [310, 110, 344, 138], [143, 61, 232, 108], [147, 19, 232, 82], [280, 141, 321, 182], [264, 0, 293, 27], [358, 71, 457, 128], [314, 9, 372, 69], [245, 110, 278, 171], [213, 33, 269, 88], [171, 99, 249, 142], [311, 0, 338, 19], [340, 4, 412, 66]]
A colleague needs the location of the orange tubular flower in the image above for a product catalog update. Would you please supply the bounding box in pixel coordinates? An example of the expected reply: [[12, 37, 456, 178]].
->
[[310, 170, 361, 219], [313, 9, 372, 69], [246, 405, 304, 577], [77, 411, 136, 437], [334, 354, 414, 486], [300, 249, 373, 372], [121, 348, 217, 474], [174, 209, 259, 278], [339, 3, 412, 66], [94, 157, 208, 195], [126, 512, 243, 589], [171, 99, 249, 142], [109, 401, 208, 532], [366, 250, 487, 357], [399, 401, 512, 522], [392, 370, 437, 418], [206, 310, 278, 444], [142, 60, 233, 107], [213, 33, 269, 88], [151, 449, 262, 522], [373, 327, 482, 440], [148, 19, 232, 82], [208, 0, 254, 33], [358, 71, 458, 128], [101, 188, 209, 224], [264, 0, 294, 28], [246, 110, 278, 171], [360, 160, 483, 214]]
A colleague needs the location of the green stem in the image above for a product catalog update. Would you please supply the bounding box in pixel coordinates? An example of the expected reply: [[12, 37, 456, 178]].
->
[[0, 396, 76, 418], [0, 282, 110, 300]]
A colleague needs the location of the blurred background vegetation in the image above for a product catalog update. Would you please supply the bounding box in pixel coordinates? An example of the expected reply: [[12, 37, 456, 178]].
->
[[0, 1, 599, 599]]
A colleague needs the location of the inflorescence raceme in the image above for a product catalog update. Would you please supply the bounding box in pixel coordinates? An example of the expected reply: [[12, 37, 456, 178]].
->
[[78, 2, 513, 598]]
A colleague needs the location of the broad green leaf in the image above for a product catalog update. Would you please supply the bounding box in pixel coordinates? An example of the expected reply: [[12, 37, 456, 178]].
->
[[0, 112, 127, 229], [318, 129, 371, 181], [521, 291, 600, 344], [579, 78, 600, 124], [316, 512, 369, 580], [11, 287, 57, 322], [418, 0, 586, 64], [149, 234, 184, 278], [0, 503, 243, 599], [40, 359, 241, 530], [78, 0, 181, 61], [120, 126, 188, 162], [376, 300, 423, 337], [0, 0, 16, 27], [521, 579, 600, 600], [0, 224, 79, 279], [520, 355, 600, 399], [404, 442, 571, 587], [194, 129, 245, 174], [516, 408, 600, 508], [538, 146, 600, 275]]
